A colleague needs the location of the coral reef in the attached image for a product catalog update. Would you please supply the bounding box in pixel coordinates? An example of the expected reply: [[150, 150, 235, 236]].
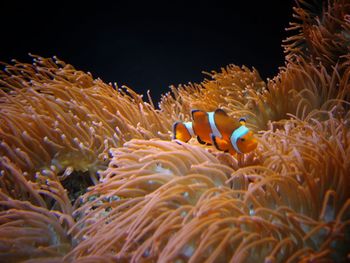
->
[[1, 0, 349, 262]]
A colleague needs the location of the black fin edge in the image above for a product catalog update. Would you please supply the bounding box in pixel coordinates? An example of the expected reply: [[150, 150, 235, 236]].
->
[[215, 108, 228, 116], [191, 109, 201, 120], [172, 121, 181, 139], [197, 136, 206, 145], [210, 133, 221, 150]]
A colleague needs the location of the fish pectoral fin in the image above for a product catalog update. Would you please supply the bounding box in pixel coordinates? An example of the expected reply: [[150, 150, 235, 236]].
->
[[211, 134, 230, 152], [173, 122, 192, 142], [229, 148, 237, 155]]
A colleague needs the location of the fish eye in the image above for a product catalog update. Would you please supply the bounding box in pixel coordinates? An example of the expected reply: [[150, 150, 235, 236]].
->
[[240, 138, 245, 142]]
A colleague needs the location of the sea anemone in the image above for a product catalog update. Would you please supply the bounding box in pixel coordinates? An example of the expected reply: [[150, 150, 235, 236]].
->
[[1, 0, 349, 262], [283, 0, 350, 72], [0, 56, 171, 184]]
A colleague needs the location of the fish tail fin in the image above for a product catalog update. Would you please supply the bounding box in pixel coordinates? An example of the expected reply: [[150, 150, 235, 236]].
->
[[173, 122, 192, 142], [211, 134, 230, 152]]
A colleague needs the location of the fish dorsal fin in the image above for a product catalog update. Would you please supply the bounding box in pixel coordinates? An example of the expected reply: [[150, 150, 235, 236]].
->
[[191, 109, 207, 123], [214, 109, 236, 139]]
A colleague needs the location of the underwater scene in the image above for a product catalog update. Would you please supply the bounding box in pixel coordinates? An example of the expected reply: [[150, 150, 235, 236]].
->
[[0, 1, 349, 262]]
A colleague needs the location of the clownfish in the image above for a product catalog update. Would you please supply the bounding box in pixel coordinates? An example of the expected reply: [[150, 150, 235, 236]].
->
[[172, 109, 257, 155]]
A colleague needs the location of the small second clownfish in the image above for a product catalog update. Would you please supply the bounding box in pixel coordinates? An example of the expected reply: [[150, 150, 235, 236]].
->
[[172, 109, 257, 155]]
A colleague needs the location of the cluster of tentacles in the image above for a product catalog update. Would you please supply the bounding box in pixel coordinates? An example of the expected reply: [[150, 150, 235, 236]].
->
[[0, 0, 349, 262]]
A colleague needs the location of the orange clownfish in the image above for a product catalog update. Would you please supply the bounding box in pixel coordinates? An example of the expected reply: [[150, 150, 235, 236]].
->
[[172, 109, 257, 155]]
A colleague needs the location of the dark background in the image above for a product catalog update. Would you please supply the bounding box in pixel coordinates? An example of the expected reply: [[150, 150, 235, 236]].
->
[[1, 1, 294, 104]]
